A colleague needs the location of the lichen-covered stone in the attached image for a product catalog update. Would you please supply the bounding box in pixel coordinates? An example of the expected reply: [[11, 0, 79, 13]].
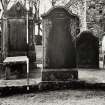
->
[[42, 69, 78, 81]]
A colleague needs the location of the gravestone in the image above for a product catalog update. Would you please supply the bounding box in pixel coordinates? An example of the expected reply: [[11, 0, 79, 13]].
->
[[42, 6, 80, 81], [76, 31, 99, 68], [1, 2, 36, 79]]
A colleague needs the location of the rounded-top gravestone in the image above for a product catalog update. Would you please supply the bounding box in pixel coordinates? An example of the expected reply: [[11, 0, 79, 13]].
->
[[76, 30, 99, 68]]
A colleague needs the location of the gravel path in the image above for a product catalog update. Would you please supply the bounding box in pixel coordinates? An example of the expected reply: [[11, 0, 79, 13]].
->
[[0, 90, 105, 105]]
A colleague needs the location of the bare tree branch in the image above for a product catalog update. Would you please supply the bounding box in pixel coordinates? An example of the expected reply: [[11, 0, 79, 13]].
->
[[0, 0, 10, 11], [0, 0, 4, 10]]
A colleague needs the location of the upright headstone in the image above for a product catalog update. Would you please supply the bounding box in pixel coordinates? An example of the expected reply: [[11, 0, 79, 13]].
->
[[42, 6, 80, 81], [1, 2, 37, 79], [76, 31, 99, 68]]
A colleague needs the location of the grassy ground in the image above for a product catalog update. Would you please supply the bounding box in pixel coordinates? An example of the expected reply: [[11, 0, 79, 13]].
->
[[0, 90, 105, 105]]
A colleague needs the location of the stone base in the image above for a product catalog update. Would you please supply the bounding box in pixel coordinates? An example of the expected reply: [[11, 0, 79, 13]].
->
[[42, 69, 78, 81], [38, 80, 85, 91]]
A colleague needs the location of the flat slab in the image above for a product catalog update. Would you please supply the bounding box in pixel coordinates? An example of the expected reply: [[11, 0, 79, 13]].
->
[[3, 56, 28, 63]]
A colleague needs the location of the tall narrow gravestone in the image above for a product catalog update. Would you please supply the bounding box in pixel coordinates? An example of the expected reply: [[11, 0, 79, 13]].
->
[[1, 2, 36, 79], [42, 7, 80, 81]]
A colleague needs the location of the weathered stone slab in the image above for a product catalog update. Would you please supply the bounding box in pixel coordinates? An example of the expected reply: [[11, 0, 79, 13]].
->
[[76, 31, 99, 68], [41, 7, 79, 82], [42, 7, 80, 69], [42, 69, 78, 81]]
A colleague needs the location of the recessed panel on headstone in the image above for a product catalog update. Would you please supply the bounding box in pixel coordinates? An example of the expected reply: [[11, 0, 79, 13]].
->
[[8, 19, 27, 52]]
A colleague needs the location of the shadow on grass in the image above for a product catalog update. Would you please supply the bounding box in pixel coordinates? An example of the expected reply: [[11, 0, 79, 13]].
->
[[1, 81, 105, 97]]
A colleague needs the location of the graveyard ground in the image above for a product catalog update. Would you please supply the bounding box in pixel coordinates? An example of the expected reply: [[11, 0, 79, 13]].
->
[[0, 90, 105, 105], [0, 45, 105, 105]]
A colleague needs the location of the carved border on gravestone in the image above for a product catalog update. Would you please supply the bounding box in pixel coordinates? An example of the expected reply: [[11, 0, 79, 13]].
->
[[43, 18, 52, 68]]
